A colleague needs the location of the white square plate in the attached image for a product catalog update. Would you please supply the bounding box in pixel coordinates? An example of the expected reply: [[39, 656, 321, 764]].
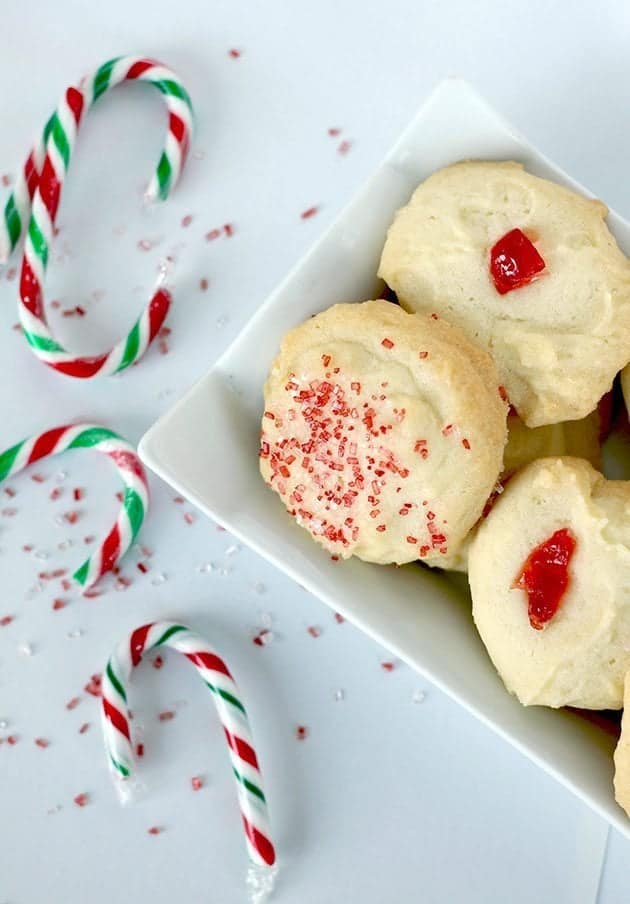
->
[[140, 78, 630, 836]]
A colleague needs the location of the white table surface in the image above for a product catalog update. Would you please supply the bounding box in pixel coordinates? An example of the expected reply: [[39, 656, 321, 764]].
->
[[0, 1, 628, 901]]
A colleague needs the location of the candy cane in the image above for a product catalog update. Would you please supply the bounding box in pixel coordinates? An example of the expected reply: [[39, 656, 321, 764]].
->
[[0, 424, 148, 588], [101, 621, 277, 901], [0, 55, 194, 377]]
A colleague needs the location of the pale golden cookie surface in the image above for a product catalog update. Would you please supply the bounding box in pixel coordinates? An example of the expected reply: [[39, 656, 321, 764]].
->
[[260, 300, 507, 568], [379, 161, 630, 427]]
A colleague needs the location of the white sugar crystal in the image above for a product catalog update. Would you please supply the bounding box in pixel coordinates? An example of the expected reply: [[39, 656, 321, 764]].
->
[[151, 572, 167, 586], [412, 689, 426, 704], [333, 688, 345, 702], [18, 642, 33, 657]]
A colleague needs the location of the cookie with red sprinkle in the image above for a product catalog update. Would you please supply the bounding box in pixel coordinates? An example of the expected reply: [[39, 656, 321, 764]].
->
[[469, 457, 630, 709], [379, 161, 630, 427], [259, 300, 507, 568]]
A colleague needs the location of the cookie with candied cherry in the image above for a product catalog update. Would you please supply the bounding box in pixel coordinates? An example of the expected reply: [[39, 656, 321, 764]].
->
[[469, 457, 630, 709], [379, 161, 630, 427], [259, 300, 507, 569]]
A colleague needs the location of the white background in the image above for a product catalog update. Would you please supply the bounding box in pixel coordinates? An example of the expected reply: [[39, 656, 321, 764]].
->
[[0, 1, 629, 901]]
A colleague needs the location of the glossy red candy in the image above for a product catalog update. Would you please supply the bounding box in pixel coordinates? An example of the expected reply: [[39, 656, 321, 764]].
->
[[490, 228, 545, 295], [514, 528, 576, 630]]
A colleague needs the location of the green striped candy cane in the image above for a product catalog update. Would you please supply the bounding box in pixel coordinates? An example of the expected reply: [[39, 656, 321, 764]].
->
[[3, 56, 194, 377], [101, 621, 277, 902]]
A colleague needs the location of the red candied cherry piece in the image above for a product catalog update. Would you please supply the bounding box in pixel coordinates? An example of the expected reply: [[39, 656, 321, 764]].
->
[[490, 228, 545, 295], [513, 527, 576, 630]]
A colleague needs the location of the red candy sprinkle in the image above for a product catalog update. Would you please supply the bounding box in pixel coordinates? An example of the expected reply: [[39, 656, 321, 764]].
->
[[301, 206, 319, 220], [147, 826, 163, 835], [489, 228, 545, 295], [381, 661, 395, 672], [158, 710, 175, 722], [52, 598, 66, 611], [0, 615, 14, 627], [307, 625, 321, 638], [73, 793, 89, 808], [381, 338, 394, 349], [66, 697, 81, 711], [295, 725, 308, 741], [79, 723, 90, 735], [513, 528, 576, 630], [7, 735, 18, 745], [35, 738, 50, 748], [191, 776, 204, 791], [152, 655, 164, 670], [84, 674, 102, 697], [334, 612, 345, 624], [136, 743, 145, 757]]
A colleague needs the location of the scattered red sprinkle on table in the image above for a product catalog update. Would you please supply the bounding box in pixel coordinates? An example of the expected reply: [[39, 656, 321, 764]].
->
[[295, 725, 308, 741], [52, 598, 66, 611], [0, 615, 14, 627], [490, 228, 546, 295], [79, 723, 90, 735], [136, 743, 145, 757], [7, 735, 19, 745], [147, 826, 163, 835], [2, 507, 17, 517], [35, 738, 50, 748], [205, 228, 221, 241], [158, 710, 176, 722], [152, 655, 164, 670], [228, 48, 241, 58], [252, 629, 272, 647], [63, 510, 80, 525], [137, 561, 149, 574], [184, 512, 195, 525], [307, 625, 321, 638], [338, 139, 352, 155], [1, 173, 11, 186], [173, 495, 185, 504], [381, 661, 396, 672], [181, 214, 194, 228], [4, 486, 16, 497], [223, 223, 234, 237], [327, 127, 341, 137], [31, 472, 46, 483], [301, 206, 319, 220], [73, 793, 89, 807], [50, 486, 63, 501], [191, 776, 204, 791], [200, 278, 209, 291], [84, 674, 102, 697], [66, 697, 81, 711], [73, 487, 83, 501]]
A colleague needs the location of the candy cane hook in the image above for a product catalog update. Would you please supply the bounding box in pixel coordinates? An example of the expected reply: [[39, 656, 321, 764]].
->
[[0, 424, 148, 588]]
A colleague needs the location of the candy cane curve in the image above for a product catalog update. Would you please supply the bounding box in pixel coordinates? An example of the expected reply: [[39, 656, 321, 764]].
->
[[0, 424, 148, 588], [1, 55, 193, 262], [101, 621, 277, 900], [4, 56, 193, 378]]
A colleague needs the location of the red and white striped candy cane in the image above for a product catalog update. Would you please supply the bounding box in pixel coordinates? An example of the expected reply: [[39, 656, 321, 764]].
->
[[2, 55, 194, 377], [101, 622, 277, 900], [0, 424, 148, 589]]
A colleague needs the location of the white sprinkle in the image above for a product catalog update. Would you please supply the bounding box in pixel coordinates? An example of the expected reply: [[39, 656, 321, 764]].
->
[[258, 629, 274, 646], [151, 572, 167, 586], [57, 538, 73, 551], [196, 562, 215, 574], [55, 470, 68, 483], [333, 688, 345, 702], [412, 689, 426, 704], [46, 804, 62, 815], [67, 629, 83, 639], [18, 642, 33, 657], [219, 567, 232, 577], [225, 544, 240, 557], [33, 549, 49, 560], [53, 515, 65, 527], [0, 719, 8, 729], [216, 315, 229, 329]]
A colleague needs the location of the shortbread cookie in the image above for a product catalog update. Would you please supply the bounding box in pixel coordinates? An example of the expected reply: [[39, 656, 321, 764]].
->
[[379, 161, 630, 427], [259, 300, 507, 568], [469, 457, 630, 709], [614, 671, 630, 817], [503, 410, 601, 477]]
